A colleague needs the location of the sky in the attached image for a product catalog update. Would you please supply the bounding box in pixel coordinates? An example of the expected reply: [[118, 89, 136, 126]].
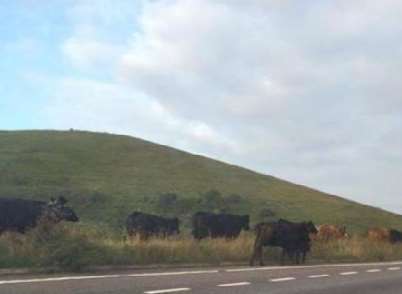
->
[[1, 0, 402, 214]]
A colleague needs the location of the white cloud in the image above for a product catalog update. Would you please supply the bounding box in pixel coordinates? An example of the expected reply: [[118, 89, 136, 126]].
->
[[45, 77, 238, 157], [47, 0, 402, 214], [62, 37, 123, 69], [61, 0, 140, 70]]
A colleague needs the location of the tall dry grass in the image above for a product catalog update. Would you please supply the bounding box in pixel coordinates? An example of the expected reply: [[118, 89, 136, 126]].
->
[[1, 223, 402, 272], [311, 236, 402, 263]]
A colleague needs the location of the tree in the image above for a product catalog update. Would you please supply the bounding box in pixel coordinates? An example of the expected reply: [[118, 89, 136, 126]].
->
[[156, 193, 178, 214], [198, 190, 224, 212], [258, 207, 276, 222]]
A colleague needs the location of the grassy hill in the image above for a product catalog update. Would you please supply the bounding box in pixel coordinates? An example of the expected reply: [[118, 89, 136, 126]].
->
[[0, 130, 401, 233]]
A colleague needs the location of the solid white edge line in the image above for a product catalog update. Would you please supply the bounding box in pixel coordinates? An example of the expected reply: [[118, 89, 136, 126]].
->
[[218, 282, 251, 287], [0, 275, 123, 285], [308, 274, 330, 278], [0, 270, 218, 285], [270, 277, 296, 282], [340, 271, 358, 276], [366, 269, 381, 273], [226, 261, 402, 272], [144, 288, 191, 294]]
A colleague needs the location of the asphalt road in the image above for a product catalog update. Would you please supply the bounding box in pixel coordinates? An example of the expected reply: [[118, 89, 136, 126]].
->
[[1, 261, 402, 294]]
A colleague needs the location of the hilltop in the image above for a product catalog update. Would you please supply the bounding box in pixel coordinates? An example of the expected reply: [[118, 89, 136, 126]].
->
[[0, 130, 401, 232]]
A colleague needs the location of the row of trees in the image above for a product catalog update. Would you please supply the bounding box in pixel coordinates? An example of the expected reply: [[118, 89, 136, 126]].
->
[[151, 190, 276, 223]]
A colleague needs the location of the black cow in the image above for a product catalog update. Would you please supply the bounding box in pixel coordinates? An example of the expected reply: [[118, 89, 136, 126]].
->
[[126, 212, 179, 240], [192, 212, 250, 239], [390, 229, 402, 243], [249, 219, 317, 266], [0, 196, 79, 234]]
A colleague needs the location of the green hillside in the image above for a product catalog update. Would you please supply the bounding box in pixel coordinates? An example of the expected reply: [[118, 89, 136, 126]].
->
[[0, 130, 401, 232]]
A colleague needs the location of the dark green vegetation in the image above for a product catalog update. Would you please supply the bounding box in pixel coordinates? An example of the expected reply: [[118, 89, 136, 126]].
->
[[1, 130, 402, 232]]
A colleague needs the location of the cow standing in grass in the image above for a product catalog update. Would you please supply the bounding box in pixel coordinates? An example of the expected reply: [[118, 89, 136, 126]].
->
[[249, 220, 317, 266], [315, 224, 348, 241], [126, 212, 179, 240], [191, 212, 250, 240], [368, 227, 390, 242], [368, 228, 402, 243], [390, 229, 402, 243], [0, 196, 79, 234]]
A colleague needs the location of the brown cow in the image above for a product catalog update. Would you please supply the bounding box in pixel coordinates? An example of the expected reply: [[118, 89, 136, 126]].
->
[[315, 224, 348, 241], [367, 228, 391, 242]]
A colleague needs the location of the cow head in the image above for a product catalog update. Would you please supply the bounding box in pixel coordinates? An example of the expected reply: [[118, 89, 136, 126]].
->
[[304, 221, 318, 235], [242, 215, 250, 230], [340, 225, 349, 237], [168, 217, 180, 235], [45, 197, 79, 222]]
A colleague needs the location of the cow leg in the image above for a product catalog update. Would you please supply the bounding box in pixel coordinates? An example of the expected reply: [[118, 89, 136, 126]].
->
[[250, 245, 263, 266], [302, 251, 307, 264], [295, 251, 300, 264], [249, 249, 256, 266], [140, 232, 149, 241], [17, 227, 26, 234], [251, 242, 265, 266], [259, 246, 265, 266], [289, 250, 297, 265], [280, 249, 286, 265]]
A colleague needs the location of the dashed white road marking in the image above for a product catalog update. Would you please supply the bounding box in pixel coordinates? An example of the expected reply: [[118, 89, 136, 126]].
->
[[366, 269, 381, 273], [227, 266, 285, 273], [0, 261, 401, 287], [270, 277, 296, 282], [388, 267, 401, 271], [340, 271, 358, 276], [217, 282, 251, 287], [308, 274, 330, 279], [0, 270, 218, 285], [128, 270, 219, 277], [144, 288, 191, 294]]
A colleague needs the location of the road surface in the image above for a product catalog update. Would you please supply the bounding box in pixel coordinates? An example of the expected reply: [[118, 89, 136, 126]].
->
[[1, 261, 402, 294]]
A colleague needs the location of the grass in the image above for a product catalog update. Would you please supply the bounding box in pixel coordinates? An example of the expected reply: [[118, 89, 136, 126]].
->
[[1, 223, 402, 272], [1, 130, 402, 272], [0, 130, 402, 233]]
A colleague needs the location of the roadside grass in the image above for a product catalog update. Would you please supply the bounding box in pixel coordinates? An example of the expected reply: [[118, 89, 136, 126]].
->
[[311, 236, 402, 263], [0, 223, 402, 272]]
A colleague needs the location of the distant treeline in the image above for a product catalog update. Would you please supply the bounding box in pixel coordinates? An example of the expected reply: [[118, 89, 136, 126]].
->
[[134, 190, 276, 225]]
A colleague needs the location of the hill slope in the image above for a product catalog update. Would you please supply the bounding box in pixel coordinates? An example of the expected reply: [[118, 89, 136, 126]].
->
[[0, 130, 401, 232]]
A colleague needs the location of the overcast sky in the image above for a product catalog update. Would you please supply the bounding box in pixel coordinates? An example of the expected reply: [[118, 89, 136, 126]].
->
[[1, 0, 402, 214]]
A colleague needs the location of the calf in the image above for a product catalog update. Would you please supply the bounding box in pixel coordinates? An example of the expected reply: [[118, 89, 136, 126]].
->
[[126, 212, 179, 240], [367, 227, 391, 242], [315, 224, 348, 241], [192, 212, 249, 239]]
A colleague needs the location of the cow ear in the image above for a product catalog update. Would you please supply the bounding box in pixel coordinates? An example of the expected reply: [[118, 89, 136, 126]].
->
[[57, 196, 68, 206]]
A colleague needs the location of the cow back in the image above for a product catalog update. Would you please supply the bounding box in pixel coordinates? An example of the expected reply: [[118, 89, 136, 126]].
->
[[367, 228, 391, 242], [192, 212, 249, 239], [316, 224, 347, 241], [0, 198, 45, 232]]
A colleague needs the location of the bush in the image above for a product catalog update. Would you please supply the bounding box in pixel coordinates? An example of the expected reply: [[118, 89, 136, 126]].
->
[[32, 227, 96, 271]]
